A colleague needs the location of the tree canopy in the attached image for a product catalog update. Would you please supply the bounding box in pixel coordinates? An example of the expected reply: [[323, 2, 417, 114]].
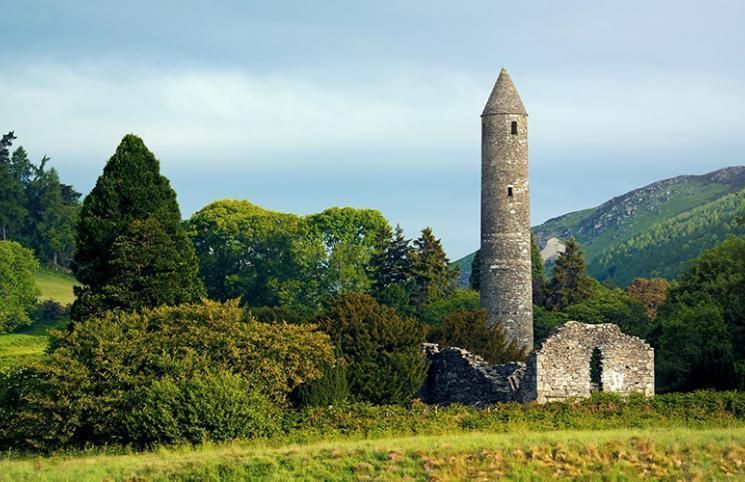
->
[[0, 241, 40, 333]]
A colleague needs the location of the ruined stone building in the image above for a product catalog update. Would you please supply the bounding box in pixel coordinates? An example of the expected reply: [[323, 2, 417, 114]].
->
[[419, 69, 655, 405]]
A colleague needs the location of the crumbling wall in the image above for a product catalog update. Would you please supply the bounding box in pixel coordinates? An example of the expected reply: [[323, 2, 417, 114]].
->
[[519, 321, 654, 403], [417, 343, 525, 406]]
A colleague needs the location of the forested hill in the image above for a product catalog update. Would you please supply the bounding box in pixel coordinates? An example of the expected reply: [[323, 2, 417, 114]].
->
[[455, 166, 745, 287]]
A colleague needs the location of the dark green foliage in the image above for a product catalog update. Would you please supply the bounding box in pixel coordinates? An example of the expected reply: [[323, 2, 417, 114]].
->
[[410, 227, 458, 312], [318, 293, 426, 405], [94, 217, 202, 314], [432, 309, 525, 363], [0, 132, 24, 240], [656, 303, 736, 392], [0, 300, 333, 450], [545, 237, 594, 311], [292, 354, 350, 408], [0, 241, 40, 332], [656, 236, 745, 391], [370, 224, 412, 297], [376, 283, 417, 318], [0, 135, 80, 266], [23, 158, 77, 267], [469, 250, 480, 291], [72, 135, 202, 320]]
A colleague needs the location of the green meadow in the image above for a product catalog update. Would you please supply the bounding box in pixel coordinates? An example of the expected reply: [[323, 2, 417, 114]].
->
[[1, 427, 743, 481]]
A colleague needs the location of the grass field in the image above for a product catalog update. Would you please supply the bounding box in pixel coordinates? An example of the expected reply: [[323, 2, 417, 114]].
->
[[0, 270, 75, 370], [0, 427, 743, 481]]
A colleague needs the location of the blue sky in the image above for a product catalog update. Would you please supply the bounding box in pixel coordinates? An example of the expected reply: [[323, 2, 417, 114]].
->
[[1, 0, 744, 259]]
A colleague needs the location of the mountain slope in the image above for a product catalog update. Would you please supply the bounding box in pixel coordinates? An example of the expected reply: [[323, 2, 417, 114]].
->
[[455, 166, 745, 287]]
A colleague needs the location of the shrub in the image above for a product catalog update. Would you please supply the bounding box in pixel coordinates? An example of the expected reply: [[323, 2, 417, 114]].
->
[[124, 369, 282, 446], [1, 300, 334, 450], [0, 241, 40, 333], [291, 355, 350, 408], [319, 293, 426, 405]]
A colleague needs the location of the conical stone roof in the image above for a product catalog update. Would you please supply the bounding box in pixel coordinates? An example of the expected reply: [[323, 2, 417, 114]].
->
[[482, 68, 527, 116]]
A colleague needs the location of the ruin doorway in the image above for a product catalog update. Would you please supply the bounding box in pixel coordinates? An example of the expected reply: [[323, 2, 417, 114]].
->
[[590, 347, 603, 392]]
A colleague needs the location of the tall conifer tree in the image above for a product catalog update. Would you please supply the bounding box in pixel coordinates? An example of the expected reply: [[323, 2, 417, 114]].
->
[[410, 227, 458, 310], [370, 224, 413, 295], [0, 132, 25, 240], [545, 237, 593, 310], [72, 134, 202, 320]]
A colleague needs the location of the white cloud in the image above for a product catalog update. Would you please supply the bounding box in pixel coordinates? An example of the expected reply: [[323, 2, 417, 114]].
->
[[0, 63, 743, 170]]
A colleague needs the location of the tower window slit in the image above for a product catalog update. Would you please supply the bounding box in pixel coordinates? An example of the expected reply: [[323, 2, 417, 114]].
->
[[511, 121, 518, 135], [507, 186, 514, 197]]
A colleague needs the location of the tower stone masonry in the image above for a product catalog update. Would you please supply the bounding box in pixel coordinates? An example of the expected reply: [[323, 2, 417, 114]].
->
[[480, 68, 533, 351]]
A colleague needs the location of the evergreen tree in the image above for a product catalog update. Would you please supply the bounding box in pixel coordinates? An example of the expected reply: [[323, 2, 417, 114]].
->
[[410, 227, 458, 311], [370, 224, 413, 296], [469, 250, 481, 292], [10, 147, 34, 187], [24, 158, 73, 266], [318, 292, 426, 405], [531, 233, 546, 305], [545, 237, 593, 310], [71, 134, 202, 320], [0, 132, 25, 240]]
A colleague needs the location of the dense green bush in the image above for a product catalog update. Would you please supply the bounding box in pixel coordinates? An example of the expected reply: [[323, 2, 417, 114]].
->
[[319, 293, 426, 405], [124, 369, 282, 445], [0, 300, 334, 450], [286, 391, 745, 439], [0, 240, 40, 333], [292, 355, 350, 408]]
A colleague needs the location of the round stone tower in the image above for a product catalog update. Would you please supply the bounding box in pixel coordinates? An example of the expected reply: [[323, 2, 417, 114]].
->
[[480, 68, 533, 352]]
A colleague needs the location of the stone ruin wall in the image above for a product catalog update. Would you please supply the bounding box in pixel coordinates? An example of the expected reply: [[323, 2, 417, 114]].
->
[[416, 343, 525, 406], [519, 322, 654, 403], [419, 321, 654, 406]]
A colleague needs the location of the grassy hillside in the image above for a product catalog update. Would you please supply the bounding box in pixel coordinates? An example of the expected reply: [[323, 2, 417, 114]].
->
[[0, 428, 742, 481], [455, 166, 745, 286], [594, 189, 745, 285], [0, 270, 76, 370], [33, 269, 77, 305]]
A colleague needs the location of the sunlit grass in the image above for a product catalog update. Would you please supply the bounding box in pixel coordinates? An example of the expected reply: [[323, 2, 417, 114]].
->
[[33, 269, 77, 305], [1, 427, 743, 481]]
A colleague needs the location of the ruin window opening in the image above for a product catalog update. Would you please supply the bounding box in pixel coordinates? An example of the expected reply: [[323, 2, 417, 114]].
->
[[590, 348, 603, 392], [511, 121, 518, 135], [507, 186, 514, 197]]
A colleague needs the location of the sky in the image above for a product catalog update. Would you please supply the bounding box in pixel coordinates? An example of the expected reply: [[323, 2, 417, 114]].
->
[[1, 0, 744, 259]]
